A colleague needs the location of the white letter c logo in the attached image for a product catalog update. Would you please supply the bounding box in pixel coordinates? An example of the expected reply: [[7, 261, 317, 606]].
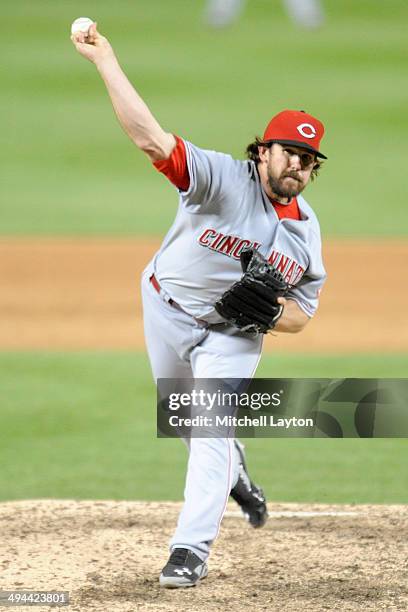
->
[[297, 123, 316, 139]]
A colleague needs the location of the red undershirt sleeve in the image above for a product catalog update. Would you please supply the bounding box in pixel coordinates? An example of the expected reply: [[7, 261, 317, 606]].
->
[[153, 135, 190, 192]]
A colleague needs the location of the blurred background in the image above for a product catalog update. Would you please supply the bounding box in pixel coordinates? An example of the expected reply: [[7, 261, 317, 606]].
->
[[1, 0, 407, 504]]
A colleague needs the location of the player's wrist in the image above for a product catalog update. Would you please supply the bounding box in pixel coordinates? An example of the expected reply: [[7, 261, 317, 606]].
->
[[95, 50, 118, 73]]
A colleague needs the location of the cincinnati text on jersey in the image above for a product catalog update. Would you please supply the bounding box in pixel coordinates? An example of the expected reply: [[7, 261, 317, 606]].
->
[[198, 229, 305, 285]]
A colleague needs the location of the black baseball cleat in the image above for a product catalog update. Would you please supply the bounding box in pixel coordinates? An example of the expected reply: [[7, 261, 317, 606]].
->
[[159, 548, 208, 588], [230, 440, 268, 528]]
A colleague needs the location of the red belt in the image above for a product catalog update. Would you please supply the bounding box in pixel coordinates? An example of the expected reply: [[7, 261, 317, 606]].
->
[[149, 273, 175, 305]]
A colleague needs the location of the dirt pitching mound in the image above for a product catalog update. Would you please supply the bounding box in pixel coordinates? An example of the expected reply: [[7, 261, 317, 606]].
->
[[1, 500, 407, 611]]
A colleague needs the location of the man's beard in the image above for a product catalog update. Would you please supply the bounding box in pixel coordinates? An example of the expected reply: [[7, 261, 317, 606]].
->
[[268, 171, 304, 200]]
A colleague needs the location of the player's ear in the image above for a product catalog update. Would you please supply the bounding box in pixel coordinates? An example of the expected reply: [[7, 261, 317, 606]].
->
[[258, 145, 270, 163]]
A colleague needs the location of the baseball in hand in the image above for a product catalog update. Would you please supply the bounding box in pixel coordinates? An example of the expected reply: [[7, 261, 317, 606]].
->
[[71, 17, 94, 36]]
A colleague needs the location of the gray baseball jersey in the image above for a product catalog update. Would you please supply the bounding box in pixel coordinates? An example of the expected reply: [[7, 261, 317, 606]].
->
[[143, 138, 326, 563], [153, 140, 326, 322]]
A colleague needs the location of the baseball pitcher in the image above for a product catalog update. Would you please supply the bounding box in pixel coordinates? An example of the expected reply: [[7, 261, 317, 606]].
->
[[71, 23, 327, 588]]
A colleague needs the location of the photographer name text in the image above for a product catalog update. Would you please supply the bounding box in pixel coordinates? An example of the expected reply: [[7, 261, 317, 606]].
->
[[168, 415, 314, 429]]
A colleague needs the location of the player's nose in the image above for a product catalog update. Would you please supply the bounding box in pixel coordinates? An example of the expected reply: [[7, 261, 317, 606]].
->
[[288, 154, 301, 170]]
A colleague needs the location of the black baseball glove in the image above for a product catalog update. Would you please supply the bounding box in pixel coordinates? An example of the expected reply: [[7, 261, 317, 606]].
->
[[214, 248, 290, 334]]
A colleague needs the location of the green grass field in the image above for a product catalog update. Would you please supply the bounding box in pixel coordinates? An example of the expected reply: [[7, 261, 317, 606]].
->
[[1, 1, 407, 505], [1, 352, 407, 503], [2, 0, 408, 236]]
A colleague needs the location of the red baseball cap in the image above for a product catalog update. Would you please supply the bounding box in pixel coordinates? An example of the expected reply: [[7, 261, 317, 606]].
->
[[263, 109, 327, 159]]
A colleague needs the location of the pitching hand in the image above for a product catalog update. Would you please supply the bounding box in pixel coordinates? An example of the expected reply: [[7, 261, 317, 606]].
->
[[71, 23, 114, 66]]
